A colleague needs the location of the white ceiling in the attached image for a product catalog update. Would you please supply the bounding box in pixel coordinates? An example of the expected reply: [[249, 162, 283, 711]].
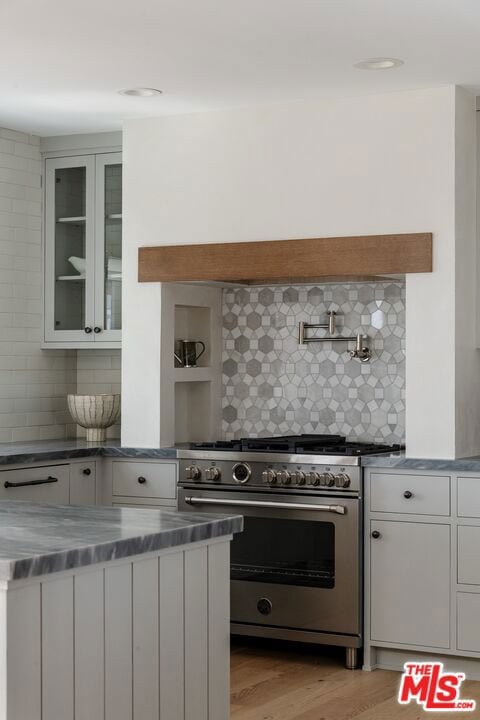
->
[[2, 0, 480, 137]]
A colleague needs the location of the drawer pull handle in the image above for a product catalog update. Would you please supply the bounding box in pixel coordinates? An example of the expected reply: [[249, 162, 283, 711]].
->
[[138, 476, 147, 485], [83, 468, 91, 476], [371, 530, 381, 539], [403, 490, 413, 499], [4, 476, 58, 489]]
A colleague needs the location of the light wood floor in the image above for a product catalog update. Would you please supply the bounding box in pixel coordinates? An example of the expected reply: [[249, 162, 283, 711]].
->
[[231, 639, 480, 720]]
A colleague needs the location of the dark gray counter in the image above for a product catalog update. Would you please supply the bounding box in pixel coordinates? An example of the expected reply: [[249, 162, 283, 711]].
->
[[0, 501, 243, 581], [3, 440, 480, 475], [0, 439, 176, 466], [362, 452, 480, 473]]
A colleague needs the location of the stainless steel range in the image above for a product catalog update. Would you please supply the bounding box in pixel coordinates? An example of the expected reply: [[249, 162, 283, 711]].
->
[[177, 434, 401, 669]]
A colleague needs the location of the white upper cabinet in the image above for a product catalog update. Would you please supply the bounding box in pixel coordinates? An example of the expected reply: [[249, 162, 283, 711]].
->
[[44, 152, 122, 347]]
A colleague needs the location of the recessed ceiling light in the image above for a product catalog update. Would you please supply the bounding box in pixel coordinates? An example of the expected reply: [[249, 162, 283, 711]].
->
[[118, 88, 163, 97], [354, 58, 404, 71]]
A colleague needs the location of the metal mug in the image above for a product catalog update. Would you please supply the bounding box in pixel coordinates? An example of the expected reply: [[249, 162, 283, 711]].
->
[[174, 340, 206, 368]]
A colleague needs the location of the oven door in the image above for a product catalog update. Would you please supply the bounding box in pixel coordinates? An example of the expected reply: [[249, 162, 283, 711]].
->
[[178, 487, 361, 638]]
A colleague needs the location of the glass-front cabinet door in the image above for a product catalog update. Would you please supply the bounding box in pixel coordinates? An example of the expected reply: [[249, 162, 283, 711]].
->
[[44, 152, 122, 346], [95, 153, 122, 342], [44, 156, 95, 342]]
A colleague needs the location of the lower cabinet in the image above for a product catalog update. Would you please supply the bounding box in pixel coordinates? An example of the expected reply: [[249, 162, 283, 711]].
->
[[457, 593, 480, 652], [106, 460, 178, 508], [370, 520, 450, 648], [0, 461, 97, 505], [69, 461, 97, 505], [0, 464, 71, 504], [366, 468, 480, 670], [0, 457, 179, 509]]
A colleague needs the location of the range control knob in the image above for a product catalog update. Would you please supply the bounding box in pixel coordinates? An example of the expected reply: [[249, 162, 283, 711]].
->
[[185, 465, 201, 482], [262, 468, 278, 485], [205, 466, 221, 482], [306, 471, 320, 486], [277, 470, 291, 485], [335, 473, 351, 488], [320, 472, 335, 487], [292, 471, 306, 486]]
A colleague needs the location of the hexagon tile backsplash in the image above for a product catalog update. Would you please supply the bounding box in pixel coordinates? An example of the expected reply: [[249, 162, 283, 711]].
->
[[222, 283, 405, 444]]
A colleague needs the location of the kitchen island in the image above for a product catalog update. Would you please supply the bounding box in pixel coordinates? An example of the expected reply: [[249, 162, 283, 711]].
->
[[0, 501, 242, 720]]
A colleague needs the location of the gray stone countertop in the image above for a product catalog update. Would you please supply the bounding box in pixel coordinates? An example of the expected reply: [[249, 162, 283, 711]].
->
[[362, 452, 480, 473], [0, 501, 243, 581], [4, 440, 480, 474], [0, 439, 176, 466]]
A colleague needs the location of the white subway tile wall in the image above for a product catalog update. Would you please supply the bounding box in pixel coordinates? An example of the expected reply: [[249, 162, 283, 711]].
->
[[0, 126, 123, 442], [0, 127, 77, 442], [76, 349, 121, 438]]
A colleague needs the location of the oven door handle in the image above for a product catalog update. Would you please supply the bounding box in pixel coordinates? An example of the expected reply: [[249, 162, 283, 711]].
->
[[184, 496, 346, 515]]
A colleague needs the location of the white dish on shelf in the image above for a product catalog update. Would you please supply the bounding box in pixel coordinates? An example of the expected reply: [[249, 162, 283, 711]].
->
[[108, 256, 122, 272], [68, 256, 86, 273]]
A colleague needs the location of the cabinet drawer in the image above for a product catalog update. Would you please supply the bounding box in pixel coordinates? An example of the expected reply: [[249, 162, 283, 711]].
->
[[457, 477, 480, 517], [458, 526, 480, 584], [457, 593, 480, 652], [0, 464, 70, 503], [112, 462, 177, 499], [370, 472, 450, 515]]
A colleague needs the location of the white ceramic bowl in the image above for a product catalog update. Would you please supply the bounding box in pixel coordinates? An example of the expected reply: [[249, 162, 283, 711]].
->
[[67, 394, 120, 442], [68, 256, 86, 274]]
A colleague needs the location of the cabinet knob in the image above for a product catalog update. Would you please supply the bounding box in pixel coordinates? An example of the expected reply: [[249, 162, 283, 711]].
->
[[84, 326, 92, 334], [82, 468, 91, 476], [94, 326, 102, 334], [371, 530, 381, 539], [138, 476, 147, 484], [403, 490, 413, 499]]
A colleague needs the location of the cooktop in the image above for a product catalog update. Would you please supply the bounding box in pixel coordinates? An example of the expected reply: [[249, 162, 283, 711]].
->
[[189, 434, 403, 457]]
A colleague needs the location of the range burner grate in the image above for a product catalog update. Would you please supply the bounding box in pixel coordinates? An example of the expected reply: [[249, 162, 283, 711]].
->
[[240, 434, 345, 453], [189, 434, 403, 456]]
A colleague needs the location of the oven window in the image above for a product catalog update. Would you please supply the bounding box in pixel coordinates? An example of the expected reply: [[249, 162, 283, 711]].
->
[[231, 517, 335, 588]]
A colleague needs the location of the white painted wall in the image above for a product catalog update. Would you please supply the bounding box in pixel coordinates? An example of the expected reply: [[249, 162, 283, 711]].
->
[[122, 86, 471, 457]]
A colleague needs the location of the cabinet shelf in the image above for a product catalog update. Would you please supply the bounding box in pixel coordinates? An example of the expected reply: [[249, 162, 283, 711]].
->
[[174, 367, 214, 382], [57, 274, 122, 283], [56, 216, 86, 224], [57, 275, 85, 282], [106, 213, 122, 220]]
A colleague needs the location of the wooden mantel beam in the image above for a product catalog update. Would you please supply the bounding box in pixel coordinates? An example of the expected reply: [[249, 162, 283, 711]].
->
[[138, 233, 432, 284]]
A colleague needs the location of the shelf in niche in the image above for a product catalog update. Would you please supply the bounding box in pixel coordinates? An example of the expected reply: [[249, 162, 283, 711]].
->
[[106, 213, 122, 220], [56, 216, 86, 224], [174, 367, 213, 382]]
